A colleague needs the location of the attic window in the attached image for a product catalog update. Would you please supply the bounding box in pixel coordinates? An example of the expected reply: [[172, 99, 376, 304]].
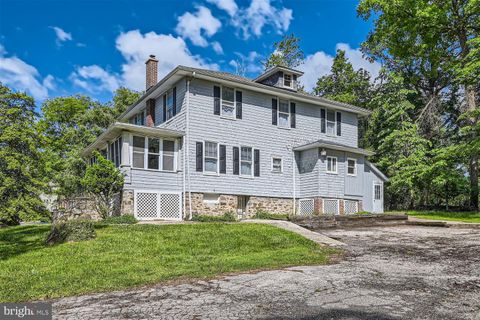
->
[[283, 74, 292, 88]]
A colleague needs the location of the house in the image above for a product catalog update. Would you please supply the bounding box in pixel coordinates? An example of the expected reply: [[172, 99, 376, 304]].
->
[[82, 55, 388, 220]]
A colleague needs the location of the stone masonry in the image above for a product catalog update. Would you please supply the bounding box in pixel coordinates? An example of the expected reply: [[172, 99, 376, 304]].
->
[[246, 196, 293, 216], [185, 193, 237, 216], [120, 189, 134, 216]]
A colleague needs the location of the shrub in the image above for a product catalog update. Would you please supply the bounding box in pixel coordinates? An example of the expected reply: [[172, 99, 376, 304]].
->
[[45, 219, 96, 245], [98, 215, 137, 225], [192, 211, 237, 222], [254, 210, 289, 220]]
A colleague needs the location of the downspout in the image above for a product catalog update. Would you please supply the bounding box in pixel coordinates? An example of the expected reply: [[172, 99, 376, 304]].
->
[[186, 75, 193, 220], [292, 147, 296, 216], [182, 87, 187, 219]]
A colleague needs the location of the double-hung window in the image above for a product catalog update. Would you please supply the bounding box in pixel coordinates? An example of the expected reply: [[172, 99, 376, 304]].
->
[[283, 73, 292, 88], [272, 157, 282, 173], [374, 184, 382, 200], [162, 140, 175, 171], [240, 146, 253, 176], [221, 86, 235, 118], [131, 111, 145, 126], [278, 99, 290, 128], [147, 138, 160, 170], [132, 135, 176, 171], [204, 141, 219, 174], [326, 156, 337, 174], [166, 89, 174, 120], [326, 110, 336, 136], [133, 136, 146, 168], [347, 158, 357, 176]]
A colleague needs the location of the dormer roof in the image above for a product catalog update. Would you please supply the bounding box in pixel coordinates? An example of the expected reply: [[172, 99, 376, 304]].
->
[[254, 65, 304, 83]]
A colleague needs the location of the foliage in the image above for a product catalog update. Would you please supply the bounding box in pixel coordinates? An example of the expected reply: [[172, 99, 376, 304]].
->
[[191, 211, 236, 222], [254, 210, 289, 220], [398, 210, 480, 223], [97, 215, 138, 225], [81, 152, 124, 219], [264, 34, 305, 70], [0, 84, 49, 225], [45, 219, 96, 245], [0, 224, 338, 301], [109, 87, 142, 117]]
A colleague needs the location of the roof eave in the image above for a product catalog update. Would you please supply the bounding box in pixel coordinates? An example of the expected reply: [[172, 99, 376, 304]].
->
[[293, 141, 375, 156]]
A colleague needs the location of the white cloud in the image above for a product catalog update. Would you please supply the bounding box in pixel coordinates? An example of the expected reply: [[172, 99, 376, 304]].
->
[[233, 0, 293, 39], [207, 0, 238, 16], [70, 65, 120, 93], [72, 30, 218, 92], [298, 43, 381, 91], [175, 6, 221, 47], [212, 41, 224, 54], [229, 51, 263, 75], [0, 45, 53, 101], [50, 26, 72, 45]]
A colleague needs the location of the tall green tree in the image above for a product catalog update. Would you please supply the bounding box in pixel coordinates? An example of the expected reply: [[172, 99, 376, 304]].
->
[[358, 0, 480, 209], [264, 34, 305, 70], [110, 87, 142, 118], [0, 84, 48, 225]]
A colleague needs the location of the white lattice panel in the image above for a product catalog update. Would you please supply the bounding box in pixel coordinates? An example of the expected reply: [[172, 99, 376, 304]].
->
[[323, 199, 339, 215], [344, 200, 358, 215], [160, 193, 181, 220], [136, 192, 158, 219], [298, 199, 314, 216]]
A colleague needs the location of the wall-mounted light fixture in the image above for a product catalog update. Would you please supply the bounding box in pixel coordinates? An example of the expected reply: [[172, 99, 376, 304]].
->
[[320, 148, 327, 157]]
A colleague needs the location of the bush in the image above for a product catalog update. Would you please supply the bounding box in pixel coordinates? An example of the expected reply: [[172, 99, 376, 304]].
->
[[254, 210, 289, 220], [45, 219, 96, 245], [192, 211, 237, 222], [98, 215, 137, 225]]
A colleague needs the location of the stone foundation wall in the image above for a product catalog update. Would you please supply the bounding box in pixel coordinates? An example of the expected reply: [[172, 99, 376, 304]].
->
[[120, 189, 134, 216], [246, 196, 293, 216], [185, 193, 237, 216]]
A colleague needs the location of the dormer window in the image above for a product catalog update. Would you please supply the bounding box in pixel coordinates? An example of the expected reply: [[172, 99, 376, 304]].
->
[[283, 73, 292, 88]]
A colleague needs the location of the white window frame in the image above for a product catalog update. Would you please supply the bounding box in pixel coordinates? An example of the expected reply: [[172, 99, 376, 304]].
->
[[131, 134, 178, 172], [203, 141, 219, 175], [271, 157, 283, 173], [374, 183, 382, 200], [326, 109, 337, 136], [220, 86, 236, 119], [277, 98, 290, 129], [347, 158, 357, 176], [283, 73, 293, 88], [203, 193, 220, 204], [326, 156, 338, 174], [240, 146, 254, 178], [147, 137, 161, 170]]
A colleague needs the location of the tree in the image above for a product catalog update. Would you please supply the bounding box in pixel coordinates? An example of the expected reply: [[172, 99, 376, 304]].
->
[[358, 0, 480, 209], [0, 84, 48, 225], [315, 49, 372, 108], [81, 152, 124, 218], [110, 87, 142, 118], [264, 34, 305, 70]]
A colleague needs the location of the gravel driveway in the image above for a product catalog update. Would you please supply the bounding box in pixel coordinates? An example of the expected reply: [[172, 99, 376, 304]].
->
[[53, 226, 480, 320]]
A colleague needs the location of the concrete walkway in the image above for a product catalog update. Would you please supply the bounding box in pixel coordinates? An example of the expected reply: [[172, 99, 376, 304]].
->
[[408, 216, 480, 228], [242, 219, 346, 247]]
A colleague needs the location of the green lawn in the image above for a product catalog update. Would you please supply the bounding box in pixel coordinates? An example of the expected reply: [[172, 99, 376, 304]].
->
[[388, 210, 480, 223], [0, 223, 338, 302]]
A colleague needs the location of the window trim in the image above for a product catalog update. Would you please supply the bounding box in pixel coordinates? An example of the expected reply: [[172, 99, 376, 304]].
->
[[203, 140, 220, 175], [220, 86, 236, 119], [277, 97, 291, 129], [374, 183, 382, 200], [326, 109, 337, 136], [347, 158, 357, 176], [240, 145, 254, 178], [326, 156, 338, 174], [283, 73, 293, 88], [271, 156, 283, 173], [165, 89, 174, 121], [131, 134, 177, 172]]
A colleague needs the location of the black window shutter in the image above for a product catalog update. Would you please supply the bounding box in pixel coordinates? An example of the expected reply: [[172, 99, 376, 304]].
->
[[233, 147, 239, 175], [290, 102, 296, 128], [321, 109, 326, 133], [272, 98, 278, 125], [219, 144, 226, 174], [213, 86, 220, 115], [196, 142, 203, 172], [254, 149, 260, 177], [162, 94, 167, 122], [336, 111, 342, 136], [236, 90, 242, 119], [172, 87, 177, 116]]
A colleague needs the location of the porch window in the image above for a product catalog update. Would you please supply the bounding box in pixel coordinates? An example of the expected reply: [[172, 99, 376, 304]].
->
[[326, 156, 337, 174], [133, 136, 145, 168], [327, 110, 336, 135], [221, 86, 235, 118], [241, 146, 253, 176], [278, 99, 290, 128], [204, 141, 219, 174], [347, 158, 357, 176], [148, 138, 160, 170], [162, 140, 175, 171]]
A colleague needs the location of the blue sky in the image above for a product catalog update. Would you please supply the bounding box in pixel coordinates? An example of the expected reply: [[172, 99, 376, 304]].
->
[[0, 0, 380, 104]]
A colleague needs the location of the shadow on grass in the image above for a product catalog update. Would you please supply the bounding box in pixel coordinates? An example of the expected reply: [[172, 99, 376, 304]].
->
[[0, 225, 50, 260]]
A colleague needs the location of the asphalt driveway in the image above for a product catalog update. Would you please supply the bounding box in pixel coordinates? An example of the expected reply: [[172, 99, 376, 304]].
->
[[53, 226, 480, 320]]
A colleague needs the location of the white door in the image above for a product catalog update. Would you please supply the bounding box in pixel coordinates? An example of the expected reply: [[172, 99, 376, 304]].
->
[[372, 182, 383, 213]]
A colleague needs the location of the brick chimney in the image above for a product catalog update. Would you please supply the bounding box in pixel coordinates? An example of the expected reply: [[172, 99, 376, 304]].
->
[[145, 54, 158, 90]]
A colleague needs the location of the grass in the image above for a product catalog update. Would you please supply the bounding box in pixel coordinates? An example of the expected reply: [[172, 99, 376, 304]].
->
[[388, 210, 480, 223], [253, 211, 289, 220], [0, 223, 338, 302]]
